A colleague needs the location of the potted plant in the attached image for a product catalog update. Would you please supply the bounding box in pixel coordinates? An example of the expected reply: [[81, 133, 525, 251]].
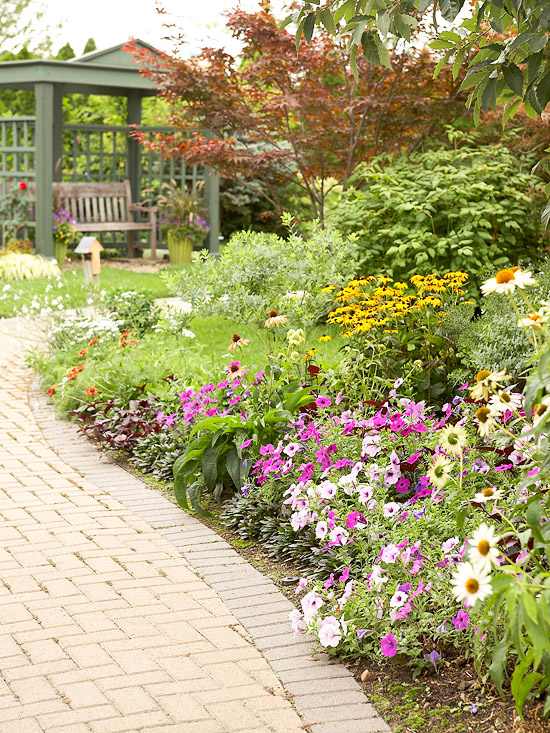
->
[[157, 181, 209, 265], [52, 208, 80, 266], [0, 179, 33, 249]]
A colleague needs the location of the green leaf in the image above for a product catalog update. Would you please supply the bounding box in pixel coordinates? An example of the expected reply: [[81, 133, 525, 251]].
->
[[187, 481, 208, 516], [173, 475, 189, 511], [303, 13, 315, 41], [503, 64, 523, 96], [202, 445, 220, 491], [451, 50, 464, 80], [512, 665, 542, 715], [502, 98, 522, 125], [225, 447, 242, 490], [481, 77, 497, 110], [522, 592, 538, 625], [320, 7, 336, 34], [536, 71, 550, 111], [489, 639, 508, 692], [375, 36, 391, 68], [439, 0, 467, 22]]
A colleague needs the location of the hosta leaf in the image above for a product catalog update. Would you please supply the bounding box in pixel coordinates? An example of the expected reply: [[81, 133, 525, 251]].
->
[[202, 446, 220, 491], [225, 447, 242, 490]]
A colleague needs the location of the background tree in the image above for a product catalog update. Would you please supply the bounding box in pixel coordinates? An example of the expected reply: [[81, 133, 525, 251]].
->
[[0, 0, 57, 54], [290, 1, 549, 119], [130, 7, 465, 222]]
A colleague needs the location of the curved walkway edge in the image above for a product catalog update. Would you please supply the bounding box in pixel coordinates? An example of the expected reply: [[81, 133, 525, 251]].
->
[[0, 318, 390, 733]]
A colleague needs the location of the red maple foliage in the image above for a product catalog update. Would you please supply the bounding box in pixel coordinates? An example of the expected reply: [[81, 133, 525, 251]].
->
[[128, 7, 465, 222]]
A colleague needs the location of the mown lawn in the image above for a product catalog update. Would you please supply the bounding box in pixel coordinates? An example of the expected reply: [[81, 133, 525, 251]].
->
[[0, 265, 175, 318]]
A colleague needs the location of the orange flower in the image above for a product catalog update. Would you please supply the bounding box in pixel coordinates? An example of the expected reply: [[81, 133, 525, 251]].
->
[[88, 336, 99, 347], [119, 330, 137, 348], [66, 363, 85, 381], [47, 385, 56, 397], [79, 348, 88, 358], [85, 386, 98, 397]]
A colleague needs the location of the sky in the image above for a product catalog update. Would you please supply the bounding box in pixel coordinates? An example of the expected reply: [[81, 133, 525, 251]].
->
[[37, 0, 287, 57]]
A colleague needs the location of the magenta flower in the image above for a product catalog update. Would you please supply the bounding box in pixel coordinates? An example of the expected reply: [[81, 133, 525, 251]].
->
[[315, 396, 332, 408], [380, 633, 398, 657], [240, 438, 253, 450], [452, 610, 470, 631], [395, 477, 411, 494]]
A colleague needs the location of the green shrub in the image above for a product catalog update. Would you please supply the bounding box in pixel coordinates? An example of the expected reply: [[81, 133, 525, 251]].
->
[[169, 224, 359, 326], [328, 145, 545, 281]]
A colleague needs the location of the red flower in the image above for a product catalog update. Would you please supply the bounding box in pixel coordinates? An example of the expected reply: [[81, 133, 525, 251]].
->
[[85, 386, 98, 397], [47, 385, 56, 397], [18, 181, 28, 191]]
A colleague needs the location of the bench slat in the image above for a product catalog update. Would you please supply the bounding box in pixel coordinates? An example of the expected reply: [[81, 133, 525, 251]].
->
[[77, 222, 152, 231], [52, 180, 156, 257]]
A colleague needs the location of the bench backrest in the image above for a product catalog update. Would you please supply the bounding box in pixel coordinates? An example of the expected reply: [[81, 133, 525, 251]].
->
[[53, 181, 133, 224]]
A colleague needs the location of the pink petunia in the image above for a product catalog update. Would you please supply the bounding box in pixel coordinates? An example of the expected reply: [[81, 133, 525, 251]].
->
[[380, 633, 398, 657]]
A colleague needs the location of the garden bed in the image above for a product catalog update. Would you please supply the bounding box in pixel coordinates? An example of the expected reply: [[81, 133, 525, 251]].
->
[[13, 224, 550, 730]]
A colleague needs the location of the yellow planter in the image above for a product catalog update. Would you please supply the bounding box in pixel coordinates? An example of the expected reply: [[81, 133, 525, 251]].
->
[[54, 241, 67, 267], [167, 228, 193, 265]]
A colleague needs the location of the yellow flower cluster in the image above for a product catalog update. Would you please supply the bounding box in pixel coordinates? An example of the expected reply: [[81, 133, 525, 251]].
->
[[328, 272, 468, 336]]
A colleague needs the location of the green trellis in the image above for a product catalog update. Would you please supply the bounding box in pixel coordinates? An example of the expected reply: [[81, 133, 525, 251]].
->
[[0, 40, 220, 256]]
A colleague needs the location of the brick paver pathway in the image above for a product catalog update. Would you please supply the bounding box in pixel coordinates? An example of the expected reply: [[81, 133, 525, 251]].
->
[[0, 318, 390, 733]]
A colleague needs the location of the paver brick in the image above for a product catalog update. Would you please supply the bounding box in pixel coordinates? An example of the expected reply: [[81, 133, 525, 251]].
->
[[0, 320, 390, 733]]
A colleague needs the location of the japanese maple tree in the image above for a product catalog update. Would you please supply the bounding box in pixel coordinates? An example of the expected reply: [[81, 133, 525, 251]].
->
[[129, 7, 464, 222]]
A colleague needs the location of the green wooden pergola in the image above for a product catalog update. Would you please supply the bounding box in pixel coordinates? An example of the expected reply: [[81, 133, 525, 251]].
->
[[0, 40, 220, 257]]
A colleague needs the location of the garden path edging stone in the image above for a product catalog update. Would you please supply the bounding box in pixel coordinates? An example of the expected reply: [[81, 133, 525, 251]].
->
[[0, 317, 390, 733]]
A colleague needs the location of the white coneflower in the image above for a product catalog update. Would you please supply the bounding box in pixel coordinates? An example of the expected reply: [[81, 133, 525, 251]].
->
[[439, 425, 468, 456], [469, 369, 508, 402], [228, 333, 250, 353], [481, 267, 536, 296], [264, 309, 288, 329], [474, 406, 496, 437], [468, 524, 501, 570], [488, 390, 522, 415], [427, 455, 453, 489], [513, 269, 537, 289], [473, 485, 502, 504], [452, 561, 492, 607], [518, 311, 546, 330]]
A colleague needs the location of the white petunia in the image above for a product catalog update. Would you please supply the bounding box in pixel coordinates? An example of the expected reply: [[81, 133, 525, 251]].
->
[[318, 616, 343, 648]]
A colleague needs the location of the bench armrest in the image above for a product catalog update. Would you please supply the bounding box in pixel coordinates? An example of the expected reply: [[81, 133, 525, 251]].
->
[[129, 203, 158, 213]]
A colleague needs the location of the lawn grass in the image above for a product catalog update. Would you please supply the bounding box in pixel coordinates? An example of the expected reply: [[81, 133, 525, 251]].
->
[[0, 265, 175, 318]]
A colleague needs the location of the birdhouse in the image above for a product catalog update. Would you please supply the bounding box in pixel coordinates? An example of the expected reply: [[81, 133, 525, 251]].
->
[[75, 237, 103, 283]]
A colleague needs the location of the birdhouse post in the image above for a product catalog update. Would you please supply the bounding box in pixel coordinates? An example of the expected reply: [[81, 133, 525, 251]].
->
[[75, 236, 104, 284]]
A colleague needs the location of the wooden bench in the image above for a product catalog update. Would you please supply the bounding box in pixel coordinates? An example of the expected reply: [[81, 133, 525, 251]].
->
[[53, 180, 158, 258]]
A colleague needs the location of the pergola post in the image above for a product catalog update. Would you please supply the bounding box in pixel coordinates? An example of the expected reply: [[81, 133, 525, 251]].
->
[[206, 169, 220, 255], [52, 86, 64, 181], [127, 91, 142, 257], [35, 82, 54, 258]]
